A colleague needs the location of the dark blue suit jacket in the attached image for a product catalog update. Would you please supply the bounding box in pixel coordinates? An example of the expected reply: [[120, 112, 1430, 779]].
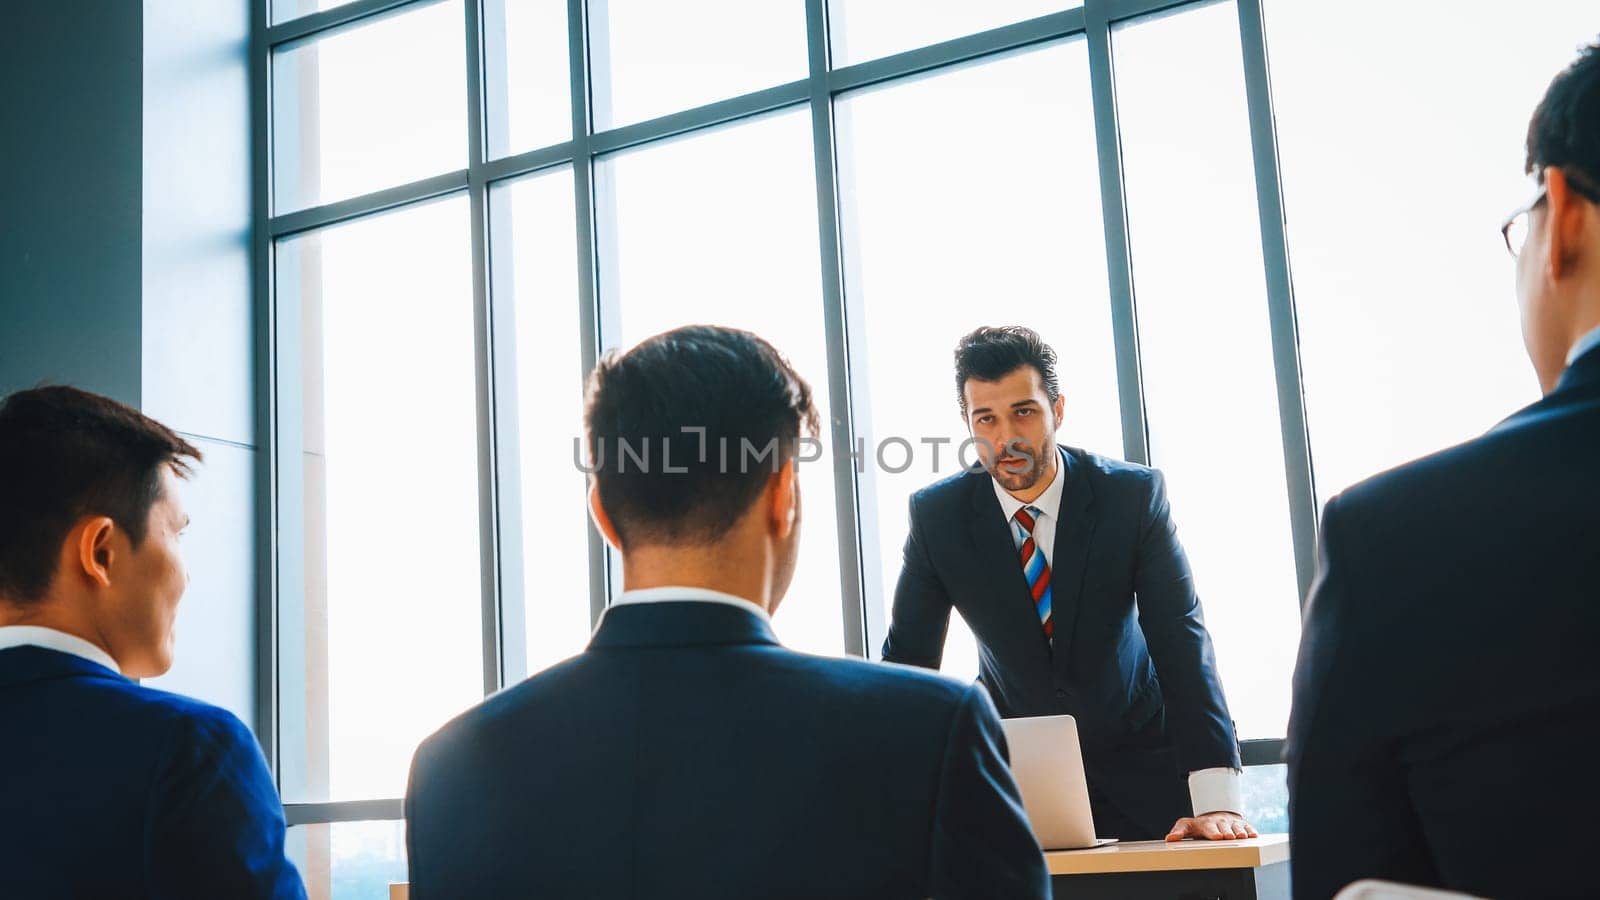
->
[[0, 645, 304, 898], [883, 447, 1240, 839], [405, 600, 1048, 899], [1287, 347, 1600, 900]]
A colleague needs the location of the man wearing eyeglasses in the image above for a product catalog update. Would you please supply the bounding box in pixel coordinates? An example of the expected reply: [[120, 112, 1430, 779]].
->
[[1287, 38, 1600, 900]]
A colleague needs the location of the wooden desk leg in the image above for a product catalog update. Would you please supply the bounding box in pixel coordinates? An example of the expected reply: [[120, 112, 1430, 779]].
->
[[1050, 861, 1291, 900]]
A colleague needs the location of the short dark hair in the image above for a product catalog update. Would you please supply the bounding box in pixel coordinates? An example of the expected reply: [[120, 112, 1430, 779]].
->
[[953, 326, 1062, 417], [1526, 37, 1600, 185], [584, 325, 820, 548], [0, 386, 202, 604]]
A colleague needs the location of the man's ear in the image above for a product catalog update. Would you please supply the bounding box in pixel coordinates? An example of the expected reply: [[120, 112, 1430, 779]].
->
[[768, 459, 798, 540], [1052, 392, 1066, 432], [75, 516, 116, 589], [587, 483, 622, 552], [1545, 167, 1588, 280]]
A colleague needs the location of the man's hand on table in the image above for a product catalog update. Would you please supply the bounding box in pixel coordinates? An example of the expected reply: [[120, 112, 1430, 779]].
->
[[1165, 811, 1258, 842]]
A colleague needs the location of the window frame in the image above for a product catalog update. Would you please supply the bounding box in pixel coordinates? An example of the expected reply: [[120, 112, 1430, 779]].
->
[[251, 0, 1309, 832]]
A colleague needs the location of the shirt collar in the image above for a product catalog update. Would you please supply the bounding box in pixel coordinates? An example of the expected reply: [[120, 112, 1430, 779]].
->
[[991, 447, 1067, 523], [0, 625, 120, 673], [612, 585, 772, 623], [1567, 323, 1600, 367]]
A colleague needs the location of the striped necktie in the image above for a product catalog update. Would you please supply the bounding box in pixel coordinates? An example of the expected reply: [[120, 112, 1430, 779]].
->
[[1012, 505, 1053, 640]]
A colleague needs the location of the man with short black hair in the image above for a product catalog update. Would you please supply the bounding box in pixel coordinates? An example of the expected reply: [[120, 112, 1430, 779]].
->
[[0, 385, 304, 898], [1287, 38, 1600, 899], [884, 325, 1252, 843], [405, 325, 1049, 899]]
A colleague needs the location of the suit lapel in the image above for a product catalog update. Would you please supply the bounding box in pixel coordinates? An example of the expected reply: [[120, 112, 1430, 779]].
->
[[967, 471, 1056, 661], [1048, 448, 1096, 670]]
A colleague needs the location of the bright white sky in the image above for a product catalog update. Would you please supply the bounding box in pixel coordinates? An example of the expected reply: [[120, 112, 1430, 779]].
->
[[1113, 3, 1302, 740], [837, 38, 1122, 686], [273, 0, 1598, 813], [605, 110, 849, 658]]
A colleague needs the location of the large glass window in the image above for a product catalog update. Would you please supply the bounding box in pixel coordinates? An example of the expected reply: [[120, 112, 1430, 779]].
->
[[276, 195, 484, 803], [598, 111, 848, 657], [1264, 0, 1596, 504], [1113, 0, 1301, 740], [286, 821, 407, 900], [273, 0, 352, 26], [488, 167, 595, 676], [588, 0, 809, 129], [271, 1, 467, 213], [829, 0, 1071, 66], [836, 39, 1121, 678], [484, 0, 572, 158], [273, 0, 362, 26], [258, 0, 1564, 851]]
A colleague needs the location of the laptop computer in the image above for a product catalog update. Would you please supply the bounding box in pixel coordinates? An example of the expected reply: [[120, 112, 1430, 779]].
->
[[1000, 714, 1119, 851]]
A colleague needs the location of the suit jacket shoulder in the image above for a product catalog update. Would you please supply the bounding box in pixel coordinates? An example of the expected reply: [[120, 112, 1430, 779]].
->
[[1069, 447, 1164, 516], [1324, 377, 1600, 563], [425, 643, 980, 759], [796, 649, 979, 711], [1300, 360, 1600, 738], [119, 682, 300, 898], [0, 649, 301, 899], [22, 658, 254, 757], [122, 677, 255, 736], [129, 684, 267, 772], [1287, 357, 1600, 900], [1073, 446, 1156, 481], [909, 465, 984, 522]]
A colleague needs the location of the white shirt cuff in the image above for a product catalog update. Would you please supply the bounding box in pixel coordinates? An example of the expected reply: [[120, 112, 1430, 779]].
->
[[1187, 766, 1243, 816]]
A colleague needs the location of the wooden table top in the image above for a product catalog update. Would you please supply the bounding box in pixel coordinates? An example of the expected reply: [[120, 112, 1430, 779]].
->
[[1046, 833, 1290, 876], [388, 834, 1291, 894]]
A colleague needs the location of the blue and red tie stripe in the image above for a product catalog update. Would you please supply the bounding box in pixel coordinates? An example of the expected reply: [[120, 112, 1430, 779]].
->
[[1012, 505, 1052, 641]]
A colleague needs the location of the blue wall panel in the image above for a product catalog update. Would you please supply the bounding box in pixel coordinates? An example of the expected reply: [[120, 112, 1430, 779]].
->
[[0, 0, 144, 404]]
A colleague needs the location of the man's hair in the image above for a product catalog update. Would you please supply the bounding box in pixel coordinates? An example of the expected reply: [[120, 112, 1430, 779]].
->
[[953, 326, 1062, 417], [584, 325, 820, 548], [1526, 37, 1600, 184], [0, 386, 201, 604]]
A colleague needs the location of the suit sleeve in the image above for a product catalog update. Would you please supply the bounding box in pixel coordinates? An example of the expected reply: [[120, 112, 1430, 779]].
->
[[146, 707, 306, 899], [929, 685, 1051, 900], [881, 493, 955, 669], [1132, 470, 1241, 774], [1287, 495, 1435, 900]]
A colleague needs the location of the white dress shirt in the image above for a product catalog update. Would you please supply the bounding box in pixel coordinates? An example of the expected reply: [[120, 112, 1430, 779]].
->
[[1567, 323, 1600, 366], [608, 585, 772, 622], [993, 451, 1244, 817], [0, 625, 120, 673], [991, 453, 1067, 567]]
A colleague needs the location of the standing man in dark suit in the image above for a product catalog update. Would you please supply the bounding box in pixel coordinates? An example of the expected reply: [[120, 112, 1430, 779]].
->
[[883, 326, 1253, 843], [0, 386, 305, 898], [1287, 39, 1600, 900], [405, 325, 1048, 899]]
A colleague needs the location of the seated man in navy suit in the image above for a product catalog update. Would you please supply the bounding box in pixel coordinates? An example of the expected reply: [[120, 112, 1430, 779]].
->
[[1287, 39, 1600, 900], [405, 325, 1048, 899], [0, 386, 304, 898]]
